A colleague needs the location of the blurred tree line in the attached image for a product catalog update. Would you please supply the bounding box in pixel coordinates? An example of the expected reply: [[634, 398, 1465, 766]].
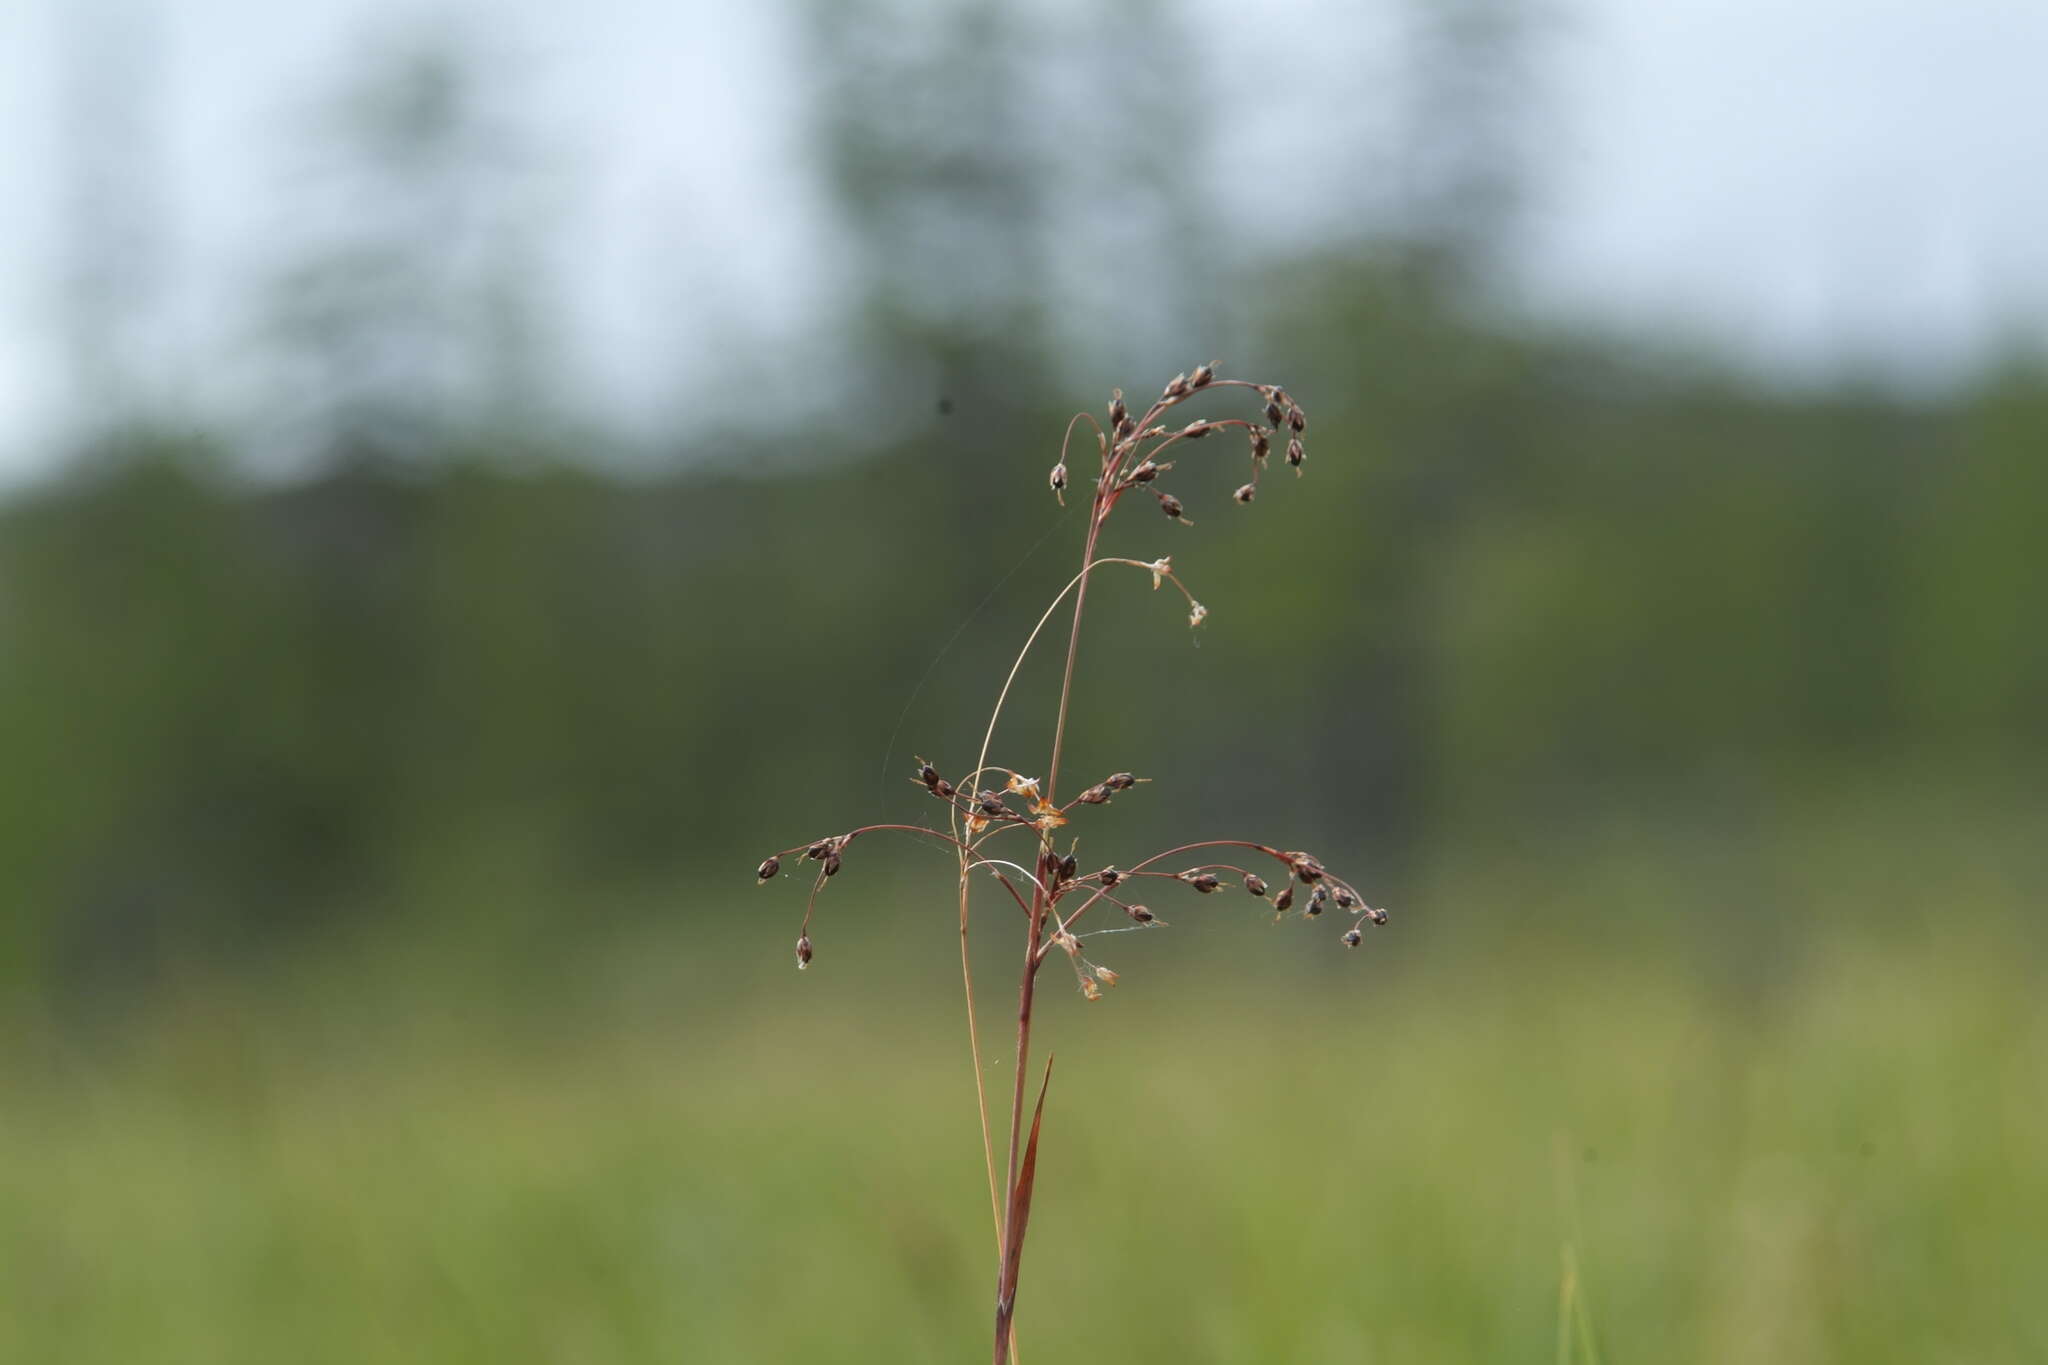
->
[[3, 4, 2043, 997]]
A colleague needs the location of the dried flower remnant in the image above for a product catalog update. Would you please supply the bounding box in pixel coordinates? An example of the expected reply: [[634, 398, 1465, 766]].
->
[[751, 368, 1394, 1365]]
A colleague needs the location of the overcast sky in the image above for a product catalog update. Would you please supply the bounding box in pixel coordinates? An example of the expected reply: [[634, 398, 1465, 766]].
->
[[3, 0, 2045, 481]]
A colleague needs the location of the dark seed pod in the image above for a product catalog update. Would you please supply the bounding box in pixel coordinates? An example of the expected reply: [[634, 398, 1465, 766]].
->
[[1291, 853, 1326, 883], [1100, 868, 1122, 887], [1194, 873, 1222, 893], [1116, 416, 1137, 440], [1130, 461, 1159, 483], [1250, 428, 1270, 459], [1125, 904, 1155, 923], [757, 856, 781, 883], [1158, 494, 1184, 519], [918, 762, 940, 788], [934, 778, 955, 798], [1334, 888, 1357, 910], [1057, 853, 1078, 883], [1234, 483, 1255, 504], [1342, 928, 1363, 948], [1181, 419, 1212, 439], [1273, 885, 1294, 913], [1369, 907, 1389, 926], [1105, 772, 1137, 790], [1305, 885, 1327, 916], [1287, 405, 1306, 434], [796, 934, 814, 967], [1266, 399, 1285, 425], [823, 852, 842, 877], [1049, 462, 1068, 498], [1190, 362, 1215, 388], [1164, 373, 1191, 399], [978, 792, 1006, 816], [1076, 784, 1111, 805], [1287, 437, 1305, 469], [1109, 390, 1128, 425], [806, 841, 831, 861], [1245, 873, 1269, 896]]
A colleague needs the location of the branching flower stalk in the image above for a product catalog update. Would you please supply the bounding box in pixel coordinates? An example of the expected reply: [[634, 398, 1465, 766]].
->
[[755, 367, 1389, 1362]]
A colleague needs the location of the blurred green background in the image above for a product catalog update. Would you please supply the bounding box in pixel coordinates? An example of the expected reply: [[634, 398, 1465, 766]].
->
[[4, 2, 2046, 1361]]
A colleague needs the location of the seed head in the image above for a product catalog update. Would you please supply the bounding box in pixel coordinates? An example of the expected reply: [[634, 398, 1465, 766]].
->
[[1287, 437, 1305, 471], [1081, 976, 1103, 1001], [795, 934, 813, 968], [1190, 362, 1215, 389], [1094, 964, 1120, 986], [1368, 906, 1389, 926], [1105, 773, 1138, 791], [1100, 867, 1122, 887], [1159, 493, 1185, 520], [1334, 888, 1357, 910], [1244, 873, 1268, 897], [1180, 418, 1212, 440], [1076, 784, 1111, 805], [1108, 390, 1128, 426], [1164, 372, 1191, 399], [1250, 428, 1270, 459], [1305, 885, 1328, 916], [757, 856, 781, 883], [806, 841, 831, 861], [978, 791, 1007, 816], [1116, 416, 1137, 440], [1188, 600, 1208, 628], [1342, 928, 1363, 948], [1265, 398, 1285, 425], [1130, 461, 1160, 483], [1290, 853, 1326, 883], [1057, 852, 1078, 884], [1273, 885, 1294, 913], [1287, 405, 1307, 434], [1184, 871, 1221, 894], [823, 852, 843, 878], [1125, 904, 1155, 923], [1233, 483, 1255, 504], [1049, 462, 1068, 503]]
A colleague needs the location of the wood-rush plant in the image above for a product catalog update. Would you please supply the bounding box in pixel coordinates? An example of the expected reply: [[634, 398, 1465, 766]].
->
[[756, 367, 1390, 1363]]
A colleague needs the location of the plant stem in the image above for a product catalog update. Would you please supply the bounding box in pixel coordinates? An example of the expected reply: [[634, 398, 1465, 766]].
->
[[991, 489, 1112, 1365]]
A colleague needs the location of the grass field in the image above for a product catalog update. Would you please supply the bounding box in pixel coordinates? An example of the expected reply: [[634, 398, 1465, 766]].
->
[[4, 891, 2043, 1364]]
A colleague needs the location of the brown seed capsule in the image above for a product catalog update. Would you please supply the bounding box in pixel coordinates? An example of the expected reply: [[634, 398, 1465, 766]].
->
[[1180, 870, 1220, 893], [1081, 976, 1103, 1001], [1159, 493, 1184, 520], [795, 934, 813, 967], [1105, 772, 1137, 790], [1265, 399, 1285, 425], [1369, 906, 1389, 926], [1273, 885, 1294, 913], [1287, 405, 1306, 433], [823, 852, 842, 877], [1291, 853, 1326, 883], [1250, 428, 1270, 459], [1126, 904, 1155, 923], [1109, 390, 1128, 425], [1287, 437, 1305, 469], [1130, 461, 1159, 483], [1076, 784, 1111, 805], [1057, 853, 1078, 883], [1049, 462, 1068, 499], [1245, 873, 1269, 896], [918, 762, 940, 787], [1342, 928, 1363, 948], [1190, 362, 1215, 389], [757, 856, 781, 883], [806, 841, 831, 861], [1334, 888, 1357, 910], [1116, 416, 1136, 440], [1181, 419, 1212, 439], [1305, 885, 1328, 916], [1234, 483, 1255, 504], [978, 792, 1006, 816], [934, 778, 955, 798], [1164, 373, 1191, 399], [1100, 868, 1122, 887]]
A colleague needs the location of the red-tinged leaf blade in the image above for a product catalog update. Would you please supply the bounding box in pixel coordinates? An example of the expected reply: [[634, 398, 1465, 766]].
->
[[999, 1054, 1056, 1310]]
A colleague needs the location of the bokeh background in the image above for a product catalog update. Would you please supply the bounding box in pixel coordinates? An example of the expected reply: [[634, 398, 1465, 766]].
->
[[3, 1, 2046, 1361]]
